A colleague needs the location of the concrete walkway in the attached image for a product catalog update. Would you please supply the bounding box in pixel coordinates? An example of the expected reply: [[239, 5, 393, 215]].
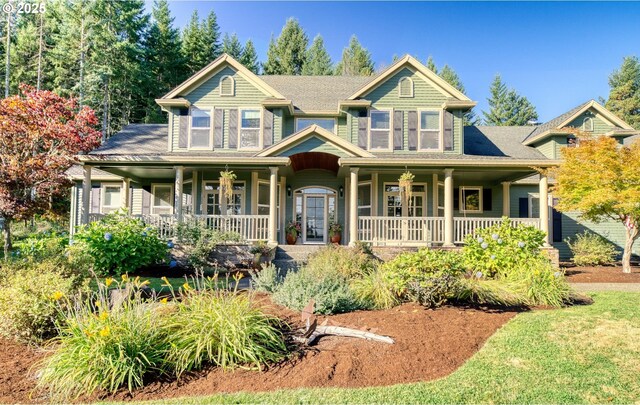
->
[[569, 283, 640, 292]]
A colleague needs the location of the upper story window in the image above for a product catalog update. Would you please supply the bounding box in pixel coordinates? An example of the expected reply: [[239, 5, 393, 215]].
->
[[567, 135, 578, 148], [101, 185, 121, 214], [398, 77, 414, 98], [369, 110, 391, 150], [190, 108, 211, 149], [220, 75, 235, 96], [295, 118, 336, 133], [240, 109, 261, 149], [583, 117, 594, 132], [419, 110, 441, 150]]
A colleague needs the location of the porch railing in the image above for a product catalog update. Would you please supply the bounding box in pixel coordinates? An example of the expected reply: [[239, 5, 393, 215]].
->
[[454, 217, 540, 244], [358, 216, 445, 246]]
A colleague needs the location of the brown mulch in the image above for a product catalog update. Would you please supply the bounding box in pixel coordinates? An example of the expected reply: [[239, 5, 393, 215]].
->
[[0, 297, 518, 404], [563, 264, 640, 283]]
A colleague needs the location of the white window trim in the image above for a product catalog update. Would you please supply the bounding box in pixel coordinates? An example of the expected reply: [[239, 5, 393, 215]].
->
[[151, 184, 174, 215], [201, 180, 246, 215], [459, 186, 483, 214], [294, 117, 337, 133], [383, 182, 427, 217], [219, 75, 235, 97], [417, 108, 444, 152], [188, 106, 214, 151], [238, 107, 263, 151], [100, 183, 122, 214], [398, 77, 414, 98], [291, 186, 339, 224], [257, 180, 281, 230], [528, 192, 540, 219], [368, 109, 393, 151], [583, 116, 594, 132], [357, 181, 372, 216]]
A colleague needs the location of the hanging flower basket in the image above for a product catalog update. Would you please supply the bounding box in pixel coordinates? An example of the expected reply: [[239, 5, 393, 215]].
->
[[219, 170, 237, 203], [399, 171, 415, 207]]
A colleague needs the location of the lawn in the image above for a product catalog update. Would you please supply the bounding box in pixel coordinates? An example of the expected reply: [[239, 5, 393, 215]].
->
[[132, 292, 640, 404]]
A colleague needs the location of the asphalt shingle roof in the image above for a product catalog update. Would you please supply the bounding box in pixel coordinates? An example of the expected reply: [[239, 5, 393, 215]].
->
[[90, 124, 168, 155], [523, 101, 591, 142], [464, 126, 546, 159]]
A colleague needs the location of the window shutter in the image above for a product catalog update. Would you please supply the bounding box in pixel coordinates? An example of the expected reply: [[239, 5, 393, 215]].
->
[[358, 110, 368, 149], [518, 198, 529, 218], [213, 108, 223, 148], [393, 110, 404, 150], [552, 208, 563, 242], [178, 108, 189, 148], [142, 186, 151, 215], [408, 111, 418, 151], [91, 186, 101, 213], [228, 109, 238, 149], [483, 188, 492, 211], [443, 110, 454, 151], [263, 109, 273, 147], [453, 188, 459, 210]]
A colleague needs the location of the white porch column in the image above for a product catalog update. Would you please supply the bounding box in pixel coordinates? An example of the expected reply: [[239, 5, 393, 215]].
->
[[175, 166, 184, 223], [539, 174, 550, 246], [268, 166, 278, 245], [81, 165, 92, 224], [502, 181, 511, 217], [192, 170, 198, 215], [349, 167, 359, 246], [443, 168, 454, 246], [121, 178, 131, 212], [432, 173, 439, 217]]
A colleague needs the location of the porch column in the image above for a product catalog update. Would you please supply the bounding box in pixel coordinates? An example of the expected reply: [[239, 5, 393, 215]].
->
[[81, 165, 92, 224], [268, 166, 278, 245], [502, 181, 511, 217], [349, 167, 359, 246], [443, 168, 454, 247], [121, 178, 131, 212], [432, 174, 439, 217], [175, 166, 184, 223], [539, 174, 550, 246]]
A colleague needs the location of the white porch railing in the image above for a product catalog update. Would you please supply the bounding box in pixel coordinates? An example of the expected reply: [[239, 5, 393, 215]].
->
[[358, 216, 445, 246], [454, 217, 540, 244]]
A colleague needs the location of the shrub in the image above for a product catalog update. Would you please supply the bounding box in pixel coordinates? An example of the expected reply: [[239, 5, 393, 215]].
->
[[406, 274, 461, 309], [186, 229, 244, 270], [71, 211, 168, 276], [456, 278, 527, 307], [305, 245, 376, 279], [463, 218, 546, 277], [37, 281, 169, 400], [350, 266, 399, 310], [13, 229, 69, 261], [250, 263, 281, 293], [0, 260, 86, 343], [162, 290, 286, 377], [566, 231, 617, 266], [273, 268, 362, 314]]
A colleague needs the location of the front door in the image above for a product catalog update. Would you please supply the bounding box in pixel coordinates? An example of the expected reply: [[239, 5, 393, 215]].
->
[[303, 195, 326, 243]]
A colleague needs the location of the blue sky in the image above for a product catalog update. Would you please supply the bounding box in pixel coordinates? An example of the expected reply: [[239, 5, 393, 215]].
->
[[153, 1, 640, 122]]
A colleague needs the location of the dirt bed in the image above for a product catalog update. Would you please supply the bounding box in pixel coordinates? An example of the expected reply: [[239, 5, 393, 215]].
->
[[564, 265, 640, 283], [0, 297, 517, 404]]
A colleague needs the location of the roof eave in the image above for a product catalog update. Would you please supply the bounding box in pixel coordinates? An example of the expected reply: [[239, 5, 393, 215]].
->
[[442, 100, 478, 109], [339, 157, 561, 168], [78, 155, 291, 166]]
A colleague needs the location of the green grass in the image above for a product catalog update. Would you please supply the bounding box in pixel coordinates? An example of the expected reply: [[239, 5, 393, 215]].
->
[[128, 292, 640, 404]]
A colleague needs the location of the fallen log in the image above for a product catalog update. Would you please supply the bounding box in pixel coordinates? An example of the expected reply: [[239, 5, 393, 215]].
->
[[294, 324, 395, 346]]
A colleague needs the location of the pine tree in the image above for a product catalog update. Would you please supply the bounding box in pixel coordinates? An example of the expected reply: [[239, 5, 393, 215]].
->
[[605, 56, 640, 129], [426, 55, 437, 73], [222, 33, 243, 59], [202, 10, 221, 61], [264, 18, 308, 75], [181, 11, 206, 75], [240, 39, 259, 74], [262, 35, 281, 74], [335, 35, 374, 76], [302, 35, 332, 75], [482, 74, 538, 126], [438, 64, 479, 125]]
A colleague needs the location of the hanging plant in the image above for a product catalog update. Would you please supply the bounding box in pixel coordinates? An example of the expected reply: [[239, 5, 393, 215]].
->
[[219, 170, 237, 204], [399, 170, 415, 207]]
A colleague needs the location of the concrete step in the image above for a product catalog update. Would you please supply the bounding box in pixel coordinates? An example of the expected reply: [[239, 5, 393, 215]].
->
[[271, 259, 302, 272], [275, 245, 323, 261]]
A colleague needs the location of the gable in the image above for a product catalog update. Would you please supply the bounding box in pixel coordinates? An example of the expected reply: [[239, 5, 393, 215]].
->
[[365, 67, 448, 109], [564, 109, 616, 135], [277, 136, 352, 157], [185, 66, 271, 106]]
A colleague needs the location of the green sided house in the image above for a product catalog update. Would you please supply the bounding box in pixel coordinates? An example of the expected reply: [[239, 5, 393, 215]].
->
[[68, 54, 640, 260]]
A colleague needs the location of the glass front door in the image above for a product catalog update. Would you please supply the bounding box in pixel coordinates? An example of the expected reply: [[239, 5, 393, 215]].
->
[[303, 195, 326, 243]]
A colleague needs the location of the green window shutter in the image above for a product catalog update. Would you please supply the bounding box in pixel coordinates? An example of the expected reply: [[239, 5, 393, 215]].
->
[[483, 188, 492, 211], [228, 109, 238, 149], [142, 186, 151, 215], [393, 110, 404, 150], [443, 110, 454, 151], [358, 110, 368, 149], [453, 188, 459, 210], [408, 111, 418, 151], [263, 109, 273, 147], [213, 108, 223, 148], [178, 108, 189, 148]]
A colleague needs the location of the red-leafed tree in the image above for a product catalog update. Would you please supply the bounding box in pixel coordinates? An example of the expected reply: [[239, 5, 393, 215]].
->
[[0, 85, 101, 257]]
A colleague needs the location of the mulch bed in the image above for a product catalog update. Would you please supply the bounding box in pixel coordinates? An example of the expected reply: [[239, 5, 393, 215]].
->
[[0, 296, 518, 404], [563, 264, 640, 283]]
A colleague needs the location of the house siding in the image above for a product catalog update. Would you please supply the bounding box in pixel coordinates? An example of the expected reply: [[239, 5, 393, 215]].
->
[[566, 110, 615, 135]]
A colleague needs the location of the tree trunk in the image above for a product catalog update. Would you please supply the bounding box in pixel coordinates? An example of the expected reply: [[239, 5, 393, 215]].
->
[[622, 225, 639, 274], [3, 217, 12, 260]]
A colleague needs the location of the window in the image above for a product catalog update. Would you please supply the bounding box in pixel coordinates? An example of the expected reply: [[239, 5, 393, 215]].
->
[[152, 184, 173, 215], [583, 117, 594, 132], [257, 181, 281, 229], [203, 181, 245, 215], [101, 185, 121, 214], [295, 118, 336, 132], [459, 187, 482, 213], [567, 135, 578, 148], [384, 183, 425, 217], [219, 75, 234, 96], [190, 108, 211, 149], [358, 182, 372, 216], [419, 110, 441, 150], [370, 110, 391, 150], [240, 109, 261, 149], [398, 77, 414, 98]]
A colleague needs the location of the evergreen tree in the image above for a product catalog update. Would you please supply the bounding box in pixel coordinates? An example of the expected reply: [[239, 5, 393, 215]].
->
[[264, 18, 308, 75], [426, 55, 437, 73], [181, 11, 207, 75], [439, 64, 479, 125], [202, 10, 221, 61], [222, 33, 243, 59], [240, 39, 259, 74], [482, 74, 538, 126], [335, 35, 374, 76], [262, 35, 281, 74], [605, 56, 640, 129], [302, 35, 332, 75]]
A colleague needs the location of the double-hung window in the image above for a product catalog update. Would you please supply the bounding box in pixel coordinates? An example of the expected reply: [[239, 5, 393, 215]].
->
[[370, 110, 391, 150], [101, 185, 122, 214], [419, 110, 441, 150], [190, 108, 211, 149], [152, 184, 173, 215], [240, 109, 261, 149], [203, 181, 245, 215], [459, 187, 482, 213]]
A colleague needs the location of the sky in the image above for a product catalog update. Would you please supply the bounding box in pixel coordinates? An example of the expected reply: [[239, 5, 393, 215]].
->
[[150, 1, 640, 122]]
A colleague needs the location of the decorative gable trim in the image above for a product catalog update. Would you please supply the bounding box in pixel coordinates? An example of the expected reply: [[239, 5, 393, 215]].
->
[[347, 55, 473, 102], [256, 125, 375, 158]]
